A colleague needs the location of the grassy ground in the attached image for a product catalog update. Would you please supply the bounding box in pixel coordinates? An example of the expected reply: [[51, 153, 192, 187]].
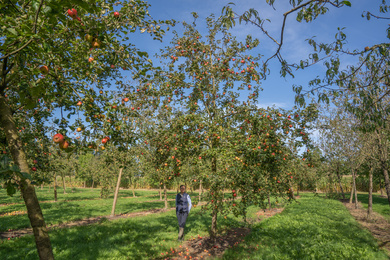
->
[[219, 194, 388, 260], [0, 187, 177, 205], [0, 204, 256, 259], [343, 193, 390, 221], [1, 193, 387, 259]]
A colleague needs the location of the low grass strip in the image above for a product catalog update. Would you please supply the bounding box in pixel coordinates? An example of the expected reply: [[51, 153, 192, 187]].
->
[[220, 195, 388, 259]]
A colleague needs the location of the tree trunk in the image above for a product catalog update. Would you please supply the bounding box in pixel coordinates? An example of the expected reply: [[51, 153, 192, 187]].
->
[[84, 180, 86, 188], [91, 179, 94, 190], [375, 129, 390, 206], [210, 157, 218, 242], [268, 193, 272, 209], [132, 183, 136, 197], [159, 187, 162, 201], [336, 165, 345, 200], [0, 91, 54, 260], [352, 169, 358, 208], [381, 167, 390, 206], [41, 183, 44, 190], [111, 168, 123, 217], [62, 175, 66, 194], [164, 183, 168, 209], [54, 174, 57, 202], [367, 167, 374, 219], [199, 179, 202, 202], [349, 176, 354, 204]]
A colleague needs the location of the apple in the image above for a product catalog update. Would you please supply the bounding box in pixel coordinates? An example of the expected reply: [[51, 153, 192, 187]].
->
[[124, 98, 129, 102], [88, 57, 94, 62], [59, 141, 69, 150], [33, 159, 38, 164], [77, 101, 82, 106], [39, 65, 49, 74], [92, 40, 101, 48], [53, 133, 64, 143], [101, 138, 108, 144], [76, 127, 82, 132], [85, 34, 94, 42], [114, 11, 120, 17], [31, 167, 37, 171], [110, 64, 115, 69]]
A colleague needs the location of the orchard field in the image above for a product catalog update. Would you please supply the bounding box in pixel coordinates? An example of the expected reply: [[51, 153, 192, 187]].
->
[[1, 0, 390, 259]]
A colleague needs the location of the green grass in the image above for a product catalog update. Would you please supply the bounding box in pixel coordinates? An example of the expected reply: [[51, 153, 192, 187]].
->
[[220, 195, 388, 260], [0, 187, 178, 205], [0, 188, 205, 232], [1, 192, 387, 259], [0, 204, 254, 260]]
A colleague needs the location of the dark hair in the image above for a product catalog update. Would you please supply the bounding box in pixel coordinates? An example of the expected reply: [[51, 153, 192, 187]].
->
[[180, 185, 186, 189]]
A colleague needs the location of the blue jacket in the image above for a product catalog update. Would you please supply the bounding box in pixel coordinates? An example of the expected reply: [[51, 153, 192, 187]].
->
[[176, 193, 192, 213]]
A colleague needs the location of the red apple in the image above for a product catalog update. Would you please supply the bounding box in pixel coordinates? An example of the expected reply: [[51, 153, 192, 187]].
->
[[77, 101, 82, 106], [101, 138, 108, 144], [53, 133, 64, 143], [114, 11, 120, 17], [59, 141, 69, 150], [31, 167, 37, 171], [39, 65, 49, 74]]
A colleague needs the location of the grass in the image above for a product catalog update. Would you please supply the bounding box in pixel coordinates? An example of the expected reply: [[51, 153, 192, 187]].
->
[[0, 204, 255, 260], [220, 194, 388, 260], [342, 192, 390, 221], [1, 192, 388, 259], [0, 187, 209, 232], [0, 186, 178, 205]]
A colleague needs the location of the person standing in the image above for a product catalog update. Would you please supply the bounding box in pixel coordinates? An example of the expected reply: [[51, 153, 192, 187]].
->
[[176, 185, 192, 241]]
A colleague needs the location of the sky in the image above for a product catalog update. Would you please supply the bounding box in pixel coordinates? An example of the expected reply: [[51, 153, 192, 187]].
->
[[125, 0, 389, 110]]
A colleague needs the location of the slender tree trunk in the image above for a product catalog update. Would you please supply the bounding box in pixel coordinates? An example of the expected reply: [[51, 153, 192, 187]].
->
[[367, 167, 374, 219], [352, 169, 358, 208], [159, 187, 162, 201], [84, 180, 86, 188], [336, 165, 345, 200], [199, 179, 202, 202], [349, 175, 354, 204], [0, 91, 54, 260], [210, 157, 218, 242], [62, 175, 66, 194], [91, 178, 94, 190], [111, 168, 123, 217], [296, 184, 300, 196], [381, 167, 390, 206], [375, 129, 390, 206], [54, 174, 57, 202], [268, 193, 272, 209], [132, 183, 136, 197], [41, 183, 44, 190], [164, 183, 168, 209]]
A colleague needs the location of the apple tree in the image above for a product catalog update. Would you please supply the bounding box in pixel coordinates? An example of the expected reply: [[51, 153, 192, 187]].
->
[[0, 0, 174, 258]]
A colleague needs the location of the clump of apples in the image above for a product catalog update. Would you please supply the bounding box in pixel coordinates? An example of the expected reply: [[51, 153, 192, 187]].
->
[[53, 133, 69, 150]]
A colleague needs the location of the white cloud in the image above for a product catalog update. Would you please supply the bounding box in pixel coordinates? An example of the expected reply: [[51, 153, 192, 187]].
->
[[256, 102, 288, 109]]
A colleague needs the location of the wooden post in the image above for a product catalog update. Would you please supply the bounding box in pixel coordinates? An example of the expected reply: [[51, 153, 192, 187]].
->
[[111, 168, 123, 217]]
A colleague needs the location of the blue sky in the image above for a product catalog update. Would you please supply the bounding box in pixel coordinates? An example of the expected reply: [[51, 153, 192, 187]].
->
[[126, 0, 389, 110]]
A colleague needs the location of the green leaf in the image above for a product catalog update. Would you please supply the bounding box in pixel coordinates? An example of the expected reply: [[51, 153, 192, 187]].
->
[[7, 28, 18, 36], [341, 1, 352, 7]]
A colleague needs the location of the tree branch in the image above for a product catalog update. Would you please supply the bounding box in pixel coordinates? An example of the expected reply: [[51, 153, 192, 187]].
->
[[0, 0, 44, 61]]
